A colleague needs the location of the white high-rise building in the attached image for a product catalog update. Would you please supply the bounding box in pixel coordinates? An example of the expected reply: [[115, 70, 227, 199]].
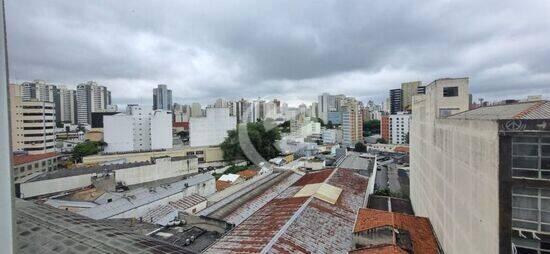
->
[[389, 112, 410, 144], [189, 107, 236, 147], [103, 105, 172, 153], [54, 86, 77, 124], [264, 100, 278, 120], [153, 84, 172, 110], [76, 81, 111, 125], [341, 97, 363, 147], [20, 80, 56, 102]]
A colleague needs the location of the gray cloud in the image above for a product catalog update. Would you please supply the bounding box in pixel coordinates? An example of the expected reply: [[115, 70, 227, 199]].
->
[[6, 0, 550, 106]]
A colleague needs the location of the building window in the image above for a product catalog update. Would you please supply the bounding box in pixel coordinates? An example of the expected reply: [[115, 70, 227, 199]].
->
[[443, 86, 459, 97], [512, 136, 550, 180]]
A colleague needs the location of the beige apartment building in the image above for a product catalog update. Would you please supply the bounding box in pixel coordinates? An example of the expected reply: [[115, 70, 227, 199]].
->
[[9, 84, 56, 154]]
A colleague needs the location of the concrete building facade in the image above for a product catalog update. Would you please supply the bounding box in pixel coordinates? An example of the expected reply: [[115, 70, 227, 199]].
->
[[189, 107, 236, 147], [389, 112, 410, 144], [104, 105, 172, 153], [9, 85, 56, 154], [341, 97, 363, 147], [381, 115, 390, 142], [410, 77, 550, 253], [76, 81, 111, 125], [54, 86, 77, 124], [153, 84, 172, 111]]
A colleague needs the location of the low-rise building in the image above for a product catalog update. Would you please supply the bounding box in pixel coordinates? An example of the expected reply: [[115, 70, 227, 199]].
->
[[12, 152, 59, 182], [82, 146, 223, 164]]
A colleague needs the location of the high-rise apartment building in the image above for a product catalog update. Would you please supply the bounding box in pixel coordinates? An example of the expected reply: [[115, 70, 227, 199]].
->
[[317, 93, 338, 123], [54, 86, 77, 124], [389, 112, 410, 144], [389, 89, 403, 114], [191, 102, 202, 117], [380, 115, 390, 142], [341, 97, 363, 147], [153, 84, 172, 110], [103, 105, 172, 153], [189, 107, 236, 147], [9, 85, 56, 154], [76, 81, 111, 125], [20, 80, 56, 102]]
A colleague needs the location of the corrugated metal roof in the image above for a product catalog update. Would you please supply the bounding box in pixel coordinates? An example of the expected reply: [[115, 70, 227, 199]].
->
[[141, 194, 207, 225], [448, 101, 550, 120], [15, 199, 193, 254], [206, 168, 369, 253], [78, 173, 213, 219]]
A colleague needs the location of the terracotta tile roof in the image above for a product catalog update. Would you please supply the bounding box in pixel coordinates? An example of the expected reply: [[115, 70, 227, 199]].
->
[[207, 168, 370, 254], [351, 245, 407, 254], [216, 180, 232, 192], [12, 152, 58, 166], [291, 168, 334, 186], [237, 169, 258, 180], [173, 121, 189, 128], [393, 146, 409, 153], [354, 208, 439, 254]]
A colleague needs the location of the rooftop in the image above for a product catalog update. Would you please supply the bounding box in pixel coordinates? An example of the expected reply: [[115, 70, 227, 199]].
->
[[15, 199, 192, 254], [28, 161, 152, 182], [353, 208, 439, 254], [77, 173, 213, 220], [216, 180, 232, 192], [206, 168, 370, 253], [141, 194, 207, 225], [12, 152, 59, 166], [236, 169, 258, 179], [448, 100, 550, 120]]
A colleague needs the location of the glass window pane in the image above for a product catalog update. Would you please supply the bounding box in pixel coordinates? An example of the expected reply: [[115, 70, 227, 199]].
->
[[513, 196, 539, 209], [543, 158, 550, 170], [542, 212, 550, 223], [513, 220, 538, 230], [543, 145, 550, 156], [514, 187, 539, 196], [513, 169, 539, 178], [543, 200, 550, 211], [513, 208, 538, 221], [513, 136, 539, 143], [514, 144, 539, 156], [542, 137, 550, 144], [513, 157, 539, 169], [543, 171, 550, 179], [542, 189, 550, 197], [542, 224, 550, 234]]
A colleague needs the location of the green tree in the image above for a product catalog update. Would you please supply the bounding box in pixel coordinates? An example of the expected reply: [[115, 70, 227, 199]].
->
[[315, 118, 325, 127], [326, 121, 334, 129], [376, 138, 387, 144], [354, 142, 367, 153], [71, 141, 102, 163], [363, 120, 380, 136], [221, 121, 281, 163], [278, 120, 291, 133]]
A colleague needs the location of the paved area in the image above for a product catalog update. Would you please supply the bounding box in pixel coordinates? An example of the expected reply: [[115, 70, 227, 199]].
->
[[375, 165, 388, 189], [387, 163, 401, 194]]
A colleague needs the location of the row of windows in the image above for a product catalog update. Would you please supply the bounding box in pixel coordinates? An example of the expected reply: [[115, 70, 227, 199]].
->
[[23, 126, 54, 130], [23, 120, 54, 123], [24, 133, 54, 137], [22, 113, 54, 116], [512, 136, 550, 180]]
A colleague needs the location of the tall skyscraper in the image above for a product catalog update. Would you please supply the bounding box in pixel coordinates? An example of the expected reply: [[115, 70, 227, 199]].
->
[[317, 93, 337, 123], [152, 84, 172, 111], [190, 102, 202, 117], [76, 81, 111, 125], [389, 89, 403, 114], [9, 84, 56, 154], [54, 86, 77, 125], [20, 80, 56, 102]]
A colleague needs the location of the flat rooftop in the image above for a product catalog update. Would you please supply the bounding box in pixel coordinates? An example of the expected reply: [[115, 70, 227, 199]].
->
[[12, 152, 59, 165]]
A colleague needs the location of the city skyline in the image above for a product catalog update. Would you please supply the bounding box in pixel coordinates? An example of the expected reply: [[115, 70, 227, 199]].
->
[[7, 1, 550, 107]]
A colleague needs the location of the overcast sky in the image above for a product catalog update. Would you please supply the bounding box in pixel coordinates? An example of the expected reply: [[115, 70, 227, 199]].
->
[[6, 0, 550, 106]]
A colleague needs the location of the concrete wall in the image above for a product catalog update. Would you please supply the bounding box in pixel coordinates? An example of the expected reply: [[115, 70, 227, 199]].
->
[[115, 157, 198, 186], [82, 146, 224, 164], [189, 107, 236, 147], [20, 174, 92, 198], [151, 110, 173, 150], [410, 93, 500, 253], [104, 114, 134, 153]]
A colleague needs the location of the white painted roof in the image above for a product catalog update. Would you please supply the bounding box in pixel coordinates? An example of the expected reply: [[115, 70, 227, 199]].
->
[[219, 173, 241, 183]]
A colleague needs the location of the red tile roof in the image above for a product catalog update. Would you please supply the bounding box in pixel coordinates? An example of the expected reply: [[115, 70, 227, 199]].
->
[[12, 152, 58, 166], [207, 168, 370, 254], [172, 121, 189, 129], [354, 208, 439, 254], [291, 168, 334, 186], [216, 180, 232, 192], [237, 169, 258, 180], [393, 146, 409, 153]]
